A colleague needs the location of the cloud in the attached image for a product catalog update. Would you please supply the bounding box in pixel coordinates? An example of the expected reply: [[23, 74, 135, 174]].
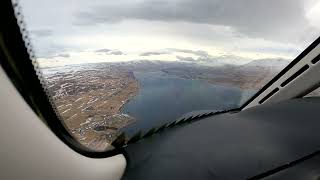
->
[[30, 29, 53, 37], [74, 0, 311, 42], [38, 53, 70, 59], [94, 49, 125, 55], [34, 43, 72, 59], [140, 51, 170, 56], [168, 48, 209, 57], [139, 48, 210, 57], [95, 49, 112, 53], [109, 50, 124, 55], [20, 0, 320, 66], [55, 53, 70, 58], [176, 56, 197, 62]]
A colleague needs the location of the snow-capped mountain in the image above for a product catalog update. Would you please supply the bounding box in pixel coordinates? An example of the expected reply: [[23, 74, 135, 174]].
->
[[242, 58, 290, 70]]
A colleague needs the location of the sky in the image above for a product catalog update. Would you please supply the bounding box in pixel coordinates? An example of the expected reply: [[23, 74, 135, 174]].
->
[[18, 0, 320, 67]]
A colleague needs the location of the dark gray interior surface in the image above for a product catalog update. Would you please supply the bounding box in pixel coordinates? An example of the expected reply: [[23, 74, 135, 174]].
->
[[121, 98, 320, 180], [263, 155, 320, 180]]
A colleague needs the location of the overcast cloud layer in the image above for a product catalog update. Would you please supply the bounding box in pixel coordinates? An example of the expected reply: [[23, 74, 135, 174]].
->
[[76, 0, 310, 40], [19, 0, 320, 67]]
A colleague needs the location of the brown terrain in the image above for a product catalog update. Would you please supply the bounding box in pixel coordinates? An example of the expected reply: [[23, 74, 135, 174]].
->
[[42, 64, 138, 150]]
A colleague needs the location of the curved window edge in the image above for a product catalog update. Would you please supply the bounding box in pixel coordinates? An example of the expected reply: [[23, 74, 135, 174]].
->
[[0, 0, 121, 158]]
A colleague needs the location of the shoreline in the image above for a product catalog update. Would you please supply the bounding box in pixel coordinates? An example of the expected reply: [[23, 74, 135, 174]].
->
[[117, 71, 140, 121], [43, 66, 140, 149]]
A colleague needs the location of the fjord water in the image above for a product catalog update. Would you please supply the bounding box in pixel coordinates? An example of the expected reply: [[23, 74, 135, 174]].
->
[[122, 71, 254, 135]]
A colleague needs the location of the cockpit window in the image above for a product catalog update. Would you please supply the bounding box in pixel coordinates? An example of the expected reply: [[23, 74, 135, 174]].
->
[[17, 0, 320, 150]]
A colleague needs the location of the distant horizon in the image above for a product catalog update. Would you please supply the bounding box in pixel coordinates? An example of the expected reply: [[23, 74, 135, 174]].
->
[[19, 0, 320, 68], [37, 54, 292, 68]]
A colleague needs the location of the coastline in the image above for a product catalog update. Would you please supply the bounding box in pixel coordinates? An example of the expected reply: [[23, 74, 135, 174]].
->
[[43, 66, 140, 150], [82, 70, 140, 149]]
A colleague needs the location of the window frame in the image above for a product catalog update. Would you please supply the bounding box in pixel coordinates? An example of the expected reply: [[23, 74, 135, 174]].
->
[[0, 0, 122, 158], [240, 36, 320, 109], [1, 0, 320, 156]]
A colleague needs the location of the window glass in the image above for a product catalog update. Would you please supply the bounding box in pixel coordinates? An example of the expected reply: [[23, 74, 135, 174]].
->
[[18, 0, 320, 150]]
